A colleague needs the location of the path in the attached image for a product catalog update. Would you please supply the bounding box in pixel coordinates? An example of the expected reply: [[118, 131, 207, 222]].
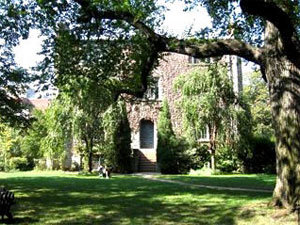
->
[[135, 173, 273, 193]]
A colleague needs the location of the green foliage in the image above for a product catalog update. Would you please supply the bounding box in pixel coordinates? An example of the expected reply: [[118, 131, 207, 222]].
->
[[0, 0, 36, 126], [0, 122, 38, 171], [69, 78, 114, 172], [8, 157, 29, 171], [174, 63, 238, 170], [182, 0, 264, 45], [157, 100, 190, 174], [40, 100, 70, 166], [216, 145, 239, 173], [0, 123, 23, 171], [102, 100, 132, 173], [244, 71, 274, 139], [21, 110, 47, 161], [241, 136, 276, 174], [186, 143, 210, 170], [174, 63, 235, 143]]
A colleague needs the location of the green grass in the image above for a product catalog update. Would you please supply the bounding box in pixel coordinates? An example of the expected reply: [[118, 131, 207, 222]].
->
[[0, 171, 296, 225], [156, 174, 276, 190]]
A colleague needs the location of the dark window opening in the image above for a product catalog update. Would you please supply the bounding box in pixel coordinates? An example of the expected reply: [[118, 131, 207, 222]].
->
[[140, 120, 154, 148]]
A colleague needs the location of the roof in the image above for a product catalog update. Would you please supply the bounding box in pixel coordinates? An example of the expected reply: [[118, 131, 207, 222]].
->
[[28, 99, 50, 111]]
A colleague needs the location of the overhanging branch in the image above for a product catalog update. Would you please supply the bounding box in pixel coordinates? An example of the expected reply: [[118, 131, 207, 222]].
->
[[240, 0, 300, 66], [74, 0, 263, 65], [162, 38, 263, 65], [74, 0, 162, 43], [74, 0, 265, 96]]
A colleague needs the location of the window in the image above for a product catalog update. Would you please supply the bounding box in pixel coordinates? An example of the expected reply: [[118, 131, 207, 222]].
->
[[140, 120, 154, 148], [143, 78, 159, 100], [188, 56, 211, 64], [198, 126, 209, 141], [188, 56, 200, 64]]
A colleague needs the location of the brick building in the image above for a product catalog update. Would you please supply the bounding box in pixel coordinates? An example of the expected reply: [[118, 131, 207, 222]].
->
[[126, 53, 243, 172], [26, 53, 242, 172]]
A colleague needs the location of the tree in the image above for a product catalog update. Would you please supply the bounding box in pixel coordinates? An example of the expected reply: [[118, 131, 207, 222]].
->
[[174, 63, 236, 171], [20, 110, 47, 166], [102, 100, 132, 173], [244, 71, 274, 138], [0, 0, 36, 127], [157, 100, 189, 174], [70, 79, 113, 172], [28, 0, 300, 209]]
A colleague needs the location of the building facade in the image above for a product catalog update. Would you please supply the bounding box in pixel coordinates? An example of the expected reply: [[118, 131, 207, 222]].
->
[[27, 53, 242, 172], [126, 53, 243, 172]]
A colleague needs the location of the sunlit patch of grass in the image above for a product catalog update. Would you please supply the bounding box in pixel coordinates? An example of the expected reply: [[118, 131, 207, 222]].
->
[[156, 173, 276, 190], [0, 171, 296, 225]]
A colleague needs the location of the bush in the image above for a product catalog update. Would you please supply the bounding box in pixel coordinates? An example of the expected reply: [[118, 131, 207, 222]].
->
[[34, 159, 47, 171], [216, 146, 239, 173], [241, 136, 276, 174], [157, 136, 190, 174], [9, 157, 29, 171], [0, 159, 4, 171], [187, 144, 210, 170]]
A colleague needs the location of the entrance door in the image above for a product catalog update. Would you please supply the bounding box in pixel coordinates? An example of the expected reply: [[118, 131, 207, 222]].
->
[[140, 120, 154, 149]]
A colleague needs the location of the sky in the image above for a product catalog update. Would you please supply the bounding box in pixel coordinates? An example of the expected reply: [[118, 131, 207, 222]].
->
[[13, 1, 212, 69]]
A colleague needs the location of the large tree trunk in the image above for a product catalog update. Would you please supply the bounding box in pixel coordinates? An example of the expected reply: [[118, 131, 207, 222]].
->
[[267, 57, 300, 210], [264, 21, 300, 209]]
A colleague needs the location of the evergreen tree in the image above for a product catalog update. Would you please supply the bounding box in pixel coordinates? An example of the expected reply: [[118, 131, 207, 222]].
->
[[157, 100, 188, 174], [102, 100, 132, 173]]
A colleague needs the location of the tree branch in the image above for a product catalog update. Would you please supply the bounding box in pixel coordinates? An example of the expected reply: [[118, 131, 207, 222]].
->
[[74, 0, 263, 65], [74, 0, 162, 43], [162, 38, 263, 65], [240, 0, 300, 66], [74, 0, 265, 96], [114, 47, 159, 100]]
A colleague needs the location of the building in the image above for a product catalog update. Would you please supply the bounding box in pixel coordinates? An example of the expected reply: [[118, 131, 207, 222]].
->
[[26, 53, 242, 172], [126, 53, 243, 172]]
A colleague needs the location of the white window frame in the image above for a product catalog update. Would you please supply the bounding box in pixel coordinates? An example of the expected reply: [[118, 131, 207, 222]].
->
[[198, 126, 210, 142]]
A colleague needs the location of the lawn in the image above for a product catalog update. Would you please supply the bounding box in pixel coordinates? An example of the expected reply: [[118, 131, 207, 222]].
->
[[0, 171, 296, 225], [156, 174, 276, 191]]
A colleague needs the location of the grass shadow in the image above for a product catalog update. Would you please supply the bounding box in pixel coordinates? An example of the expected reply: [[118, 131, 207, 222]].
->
[[0, 172, 276, 225]]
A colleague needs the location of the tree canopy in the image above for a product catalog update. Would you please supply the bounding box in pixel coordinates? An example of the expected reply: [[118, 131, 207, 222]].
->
[[2, 0, 300, 209], [174, 63, 236, 170], [0, 0, 36, 126]]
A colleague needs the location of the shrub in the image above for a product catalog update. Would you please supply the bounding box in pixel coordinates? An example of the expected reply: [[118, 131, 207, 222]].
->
[[216, 146, 239, 173], [0, 158, 4, 171], [187, 144, 210, 170], [241, 136, 276, 174], [34, 159, 47, 171], [9, 157, 29, 171]]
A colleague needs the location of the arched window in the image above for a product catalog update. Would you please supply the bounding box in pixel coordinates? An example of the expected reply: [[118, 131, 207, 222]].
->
[[140, 120, 154, 148]]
